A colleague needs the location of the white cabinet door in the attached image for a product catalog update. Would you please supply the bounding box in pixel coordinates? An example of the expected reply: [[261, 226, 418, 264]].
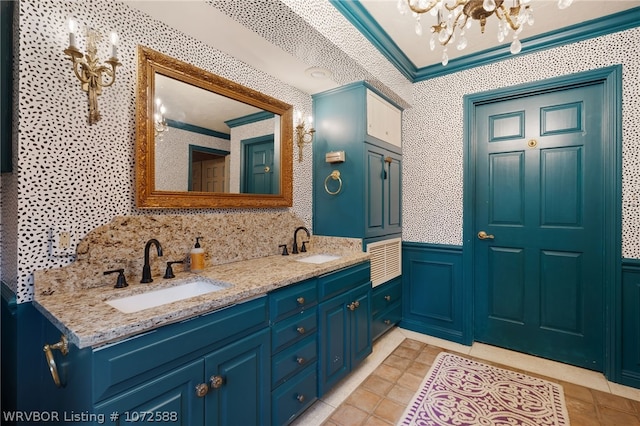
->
[[366, 90, 401, 147]]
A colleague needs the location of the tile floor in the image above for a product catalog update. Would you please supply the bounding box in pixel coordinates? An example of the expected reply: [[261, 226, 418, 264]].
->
[[294, 327, 640, 426]]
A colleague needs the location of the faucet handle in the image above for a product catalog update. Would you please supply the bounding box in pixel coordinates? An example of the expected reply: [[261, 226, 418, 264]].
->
[[164, 261, 184, 279], [104, 269, 128, 289], [301, 241, 309, 253], [279, 244, 289, 256]]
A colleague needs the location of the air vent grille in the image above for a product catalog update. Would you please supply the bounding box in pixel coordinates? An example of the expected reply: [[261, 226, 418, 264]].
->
[[366, 237, 402, 287]]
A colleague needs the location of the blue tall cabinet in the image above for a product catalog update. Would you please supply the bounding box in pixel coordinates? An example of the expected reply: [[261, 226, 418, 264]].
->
[[312, 82, 402, 242], [312, 82, 403, 342]]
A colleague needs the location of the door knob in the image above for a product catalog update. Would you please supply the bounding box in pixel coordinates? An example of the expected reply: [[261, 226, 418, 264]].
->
[[477, 231, 495, 240]]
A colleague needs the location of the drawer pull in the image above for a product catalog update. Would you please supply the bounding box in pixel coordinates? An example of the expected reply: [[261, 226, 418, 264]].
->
[[384, 295, 391, 302], [384, 319, 391, 325], [195, 383, 209, 397], [210, 375, 225, 389], [296, 326, 305, 334], [296, 394, 305, 403], [296, 357, 305, 365], [296, 297, 305, 305]]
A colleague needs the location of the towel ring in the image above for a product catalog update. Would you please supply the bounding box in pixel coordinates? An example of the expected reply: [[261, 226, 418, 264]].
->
[[43, 334, 69, 388], [324, 170, 342, 195]]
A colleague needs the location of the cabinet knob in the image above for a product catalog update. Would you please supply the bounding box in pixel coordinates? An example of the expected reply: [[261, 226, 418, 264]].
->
[[347, 302, 356, 311], [296, 357, 305, 365], [384, 319, 391, 325], [296, 297, 305, 305], [296, 394, 305, 403], [354, 301, 360, 309], [384, 295, 391, 302], [210, 375, 225, 389], [296, 326, 305, 334], [195, 383, 209, 397]]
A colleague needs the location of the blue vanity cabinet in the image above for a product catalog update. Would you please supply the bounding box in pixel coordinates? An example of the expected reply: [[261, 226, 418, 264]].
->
[[317, 262, 372, 396], [88, 296, 271, 425], [269, 278, 319, 426], [312, 82, 402, 241], [371, 277, 402, 341]]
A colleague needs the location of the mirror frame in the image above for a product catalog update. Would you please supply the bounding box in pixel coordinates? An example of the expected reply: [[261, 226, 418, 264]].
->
[[135, 45, 293, 208]]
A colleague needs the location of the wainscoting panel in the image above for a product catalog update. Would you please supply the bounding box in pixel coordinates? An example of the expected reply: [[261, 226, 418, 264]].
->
[[622, 259, 640, 389], [400, 243, 465, 344]]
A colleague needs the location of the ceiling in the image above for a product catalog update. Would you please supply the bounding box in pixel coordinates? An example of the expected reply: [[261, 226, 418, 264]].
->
[[128, 0, 639, 95], [353, 0, 639, 70]]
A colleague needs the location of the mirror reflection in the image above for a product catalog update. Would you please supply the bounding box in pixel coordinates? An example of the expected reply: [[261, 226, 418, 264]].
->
[[153, 74, 281, 195], [135, 45, 293, 209]]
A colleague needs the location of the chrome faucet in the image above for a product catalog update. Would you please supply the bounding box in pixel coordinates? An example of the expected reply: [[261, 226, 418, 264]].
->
[[141, 239, 163, 283], [292, 226, 310, 254]]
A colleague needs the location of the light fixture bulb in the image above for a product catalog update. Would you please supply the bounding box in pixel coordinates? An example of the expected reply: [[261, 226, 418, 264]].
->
[[110, 32, 119, 45], [67, 18, 77, 33], [510, 37, 522, 54], [483, 0, 496, 13], [557, 0, 573, 10]]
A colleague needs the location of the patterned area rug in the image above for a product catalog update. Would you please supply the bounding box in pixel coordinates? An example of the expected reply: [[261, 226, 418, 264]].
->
[[398, 352, 570, 426]]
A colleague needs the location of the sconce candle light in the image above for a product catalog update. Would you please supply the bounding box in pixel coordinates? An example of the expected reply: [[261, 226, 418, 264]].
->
[[154, 98, 168, 138], [64, 19, 121, 125], [295, 111, 315, 162]]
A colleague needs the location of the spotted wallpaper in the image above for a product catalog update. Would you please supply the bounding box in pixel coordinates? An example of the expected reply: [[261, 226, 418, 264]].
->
[[7, 0, 315, 302], [402, 26, 640, 259], [4, 0, 640, 303]]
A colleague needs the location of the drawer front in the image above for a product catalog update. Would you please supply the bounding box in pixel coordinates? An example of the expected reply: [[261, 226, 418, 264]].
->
[[272, 335, 317, 387], [272, 363, 318, 426], [318, 262, 371, 301], [93, 297, 268, 402], [372, 303, 402, 341], [372, 278, 402, 316], [270, 278, 317, 321], [271, 309, 317, 353]]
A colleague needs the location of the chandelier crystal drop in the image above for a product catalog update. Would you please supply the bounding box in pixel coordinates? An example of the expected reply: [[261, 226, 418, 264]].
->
[[399, 0, 574, 65]]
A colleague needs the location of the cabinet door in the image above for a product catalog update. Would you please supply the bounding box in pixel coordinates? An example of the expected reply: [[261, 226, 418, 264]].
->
[[94, 360, 204, 425], [318, 293, 350, 396], [366, 90, 401, 147], [365, 146, 402, 238], [318, 282, 372, 396], [204, 329, 271, 426], [385, 152, 402, 234], [349, 284, 372, 366]]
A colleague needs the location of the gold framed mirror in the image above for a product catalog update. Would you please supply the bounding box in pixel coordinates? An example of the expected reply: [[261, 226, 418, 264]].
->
[[135, 45, 293, 208]]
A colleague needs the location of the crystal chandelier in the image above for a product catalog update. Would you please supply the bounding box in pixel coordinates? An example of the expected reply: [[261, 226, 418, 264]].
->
[[397, 0, 574, 65]]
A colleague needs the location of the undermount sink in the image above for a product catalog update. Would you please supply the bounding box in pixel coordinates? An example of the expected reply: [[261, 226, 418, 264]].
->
[[295, 254, 342, 264], [106, 278, 230, 314]]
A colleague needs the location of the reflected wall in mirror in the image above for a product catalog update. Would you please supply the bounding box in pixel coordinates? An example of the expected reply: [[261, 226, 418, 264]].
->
[[136, 45, 293, 208]]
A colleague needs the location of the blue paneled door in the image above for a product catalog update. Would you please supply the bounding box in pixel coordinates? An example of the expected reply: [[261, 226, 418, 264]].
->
[[474, 83, 605, 371], [244, 137, 275, 194]]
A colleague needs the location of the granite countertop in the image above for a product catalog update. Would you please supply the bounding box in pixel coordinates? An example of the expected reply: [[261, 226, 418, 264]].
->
[[33, 247, 370, 349]]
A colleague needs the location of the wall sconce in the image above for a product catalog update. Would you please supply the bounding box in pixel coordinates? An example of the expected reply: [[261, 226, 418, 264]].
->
[[63, 19, 120, 125], [295, 111, 315, 162], [154, 97, 168, 139]]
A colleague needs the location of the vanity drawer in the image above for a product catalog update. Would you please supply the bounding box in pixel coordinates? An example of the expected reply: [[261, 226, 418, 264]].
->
[[270, 278, 317, 321], [372, 302, 402, 341], [93, 296, 268, 402], [272, 363, 317, 426], [372, 277, 402, 316], [318, 262, 370, 301], [271, 309, 317, 353], [272, 335, 317, 387]]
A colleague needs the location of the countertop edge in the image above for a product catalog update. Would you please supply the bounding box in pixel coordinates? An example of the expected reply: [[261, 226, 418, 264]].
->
[[35, 252, 371, 349]]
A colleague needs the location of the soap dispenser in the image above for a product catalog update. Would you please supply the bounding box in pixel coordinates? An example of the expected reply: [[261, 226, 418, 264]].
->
[[190, 237, 205, 273]]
